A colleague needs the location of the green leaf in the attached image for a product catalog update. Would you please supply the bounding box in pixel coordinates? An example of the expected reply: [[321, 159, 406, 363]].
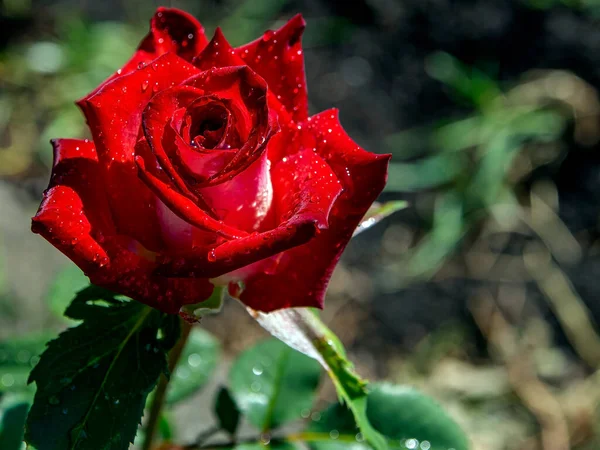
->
[[25, 286, 180, 450], [367, 384, 470, 450], [229, 339, 321, 432], [214, 387, 240, 436], [0, 333, 54, 395], [306, 403, 370, 450], [0, 394, 29, 450], [166, 327, 220, 405], [248, 309, 387, 450], [46, 264, 88, 321], [353, 201, 408, 236]]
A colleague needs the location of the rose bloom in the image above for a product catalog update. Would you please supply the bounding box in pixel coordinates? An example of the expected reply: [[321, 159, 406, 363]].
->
[[32, 8, 390, 316]]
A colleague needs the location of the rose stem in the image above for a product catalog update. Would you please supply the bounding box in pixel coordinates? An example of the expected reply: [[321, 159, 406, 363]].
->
[[142, 317, 193, 450]]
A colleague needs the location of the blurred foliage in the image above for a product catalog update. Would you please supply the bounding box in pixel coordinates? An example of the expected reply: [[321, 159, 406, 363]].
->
[[384, 53, 571, 280]]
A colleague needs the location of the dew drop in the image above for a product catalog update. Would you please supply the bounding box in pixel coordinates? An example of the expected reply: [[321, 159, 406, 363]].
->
[[188, 353, 202, 368], [329, 430, 339, 440], [405, 439, 418, 449], [262, 30, 274, 42], [208, 249, 217, 262], [252, 365, 264, 376], [141, 80, 149, 92]]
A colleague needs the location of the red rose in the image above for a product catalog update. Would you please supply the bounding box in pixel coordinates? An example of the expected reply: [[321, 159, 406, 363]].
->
[[32, 8, 390, 316]]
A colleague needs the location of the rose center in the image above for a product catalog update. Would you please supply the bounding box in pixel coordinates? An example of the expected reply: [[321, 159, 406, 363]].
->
[[189, 104, 229, 149]]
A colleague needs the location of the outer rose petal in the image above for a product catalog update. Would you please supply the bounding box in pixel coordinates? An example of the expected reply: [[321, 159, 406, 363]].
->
[[78, 53, 201, 251], [80, 53, 201, 164], [32, 139, 214, 315], [235, 15, 308, 122], [78, 7, 208, 101], [237, 110, 391, 312], [87, 237, 214, 315], [32, 139, 114, 273]]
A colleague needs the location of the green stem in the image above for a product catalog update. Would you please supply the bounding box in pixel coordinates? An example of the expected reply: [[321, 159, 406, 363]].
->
[[142, 318, 193, 450], [185, 432, 362, 449]]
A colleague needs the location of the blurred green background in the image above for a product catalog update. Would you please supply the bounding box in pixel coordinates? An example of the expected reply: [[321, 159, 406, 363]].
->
[[2, 0, 600, 448]]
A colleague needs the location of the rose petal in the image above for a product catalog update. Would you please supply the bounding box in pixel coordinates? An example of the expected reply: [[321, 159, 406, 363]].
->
[[157, 149, 342, 279], [78, 7, 208, 102], [236, 14, 308, 122], [199, 151, 273, 232], [237, 111, 391, 312], [183, 66, 278, 186], [135, 156, 247, 240], [194, 28, 293, 126], [142, 85, 235, 187], [32, 139, 113, 273], [80, 52, 200, 164], [32, 142, 218, 315], [87, 237, 214, 315], [77, 53, 201, 250]]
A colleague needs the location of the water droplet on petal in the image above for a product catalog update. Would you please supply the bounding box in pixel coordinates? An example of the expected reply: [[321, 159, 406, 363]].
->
[[262, 30, 274, 42], [208, 249, 217, 262], [141, 80, 149, 92]]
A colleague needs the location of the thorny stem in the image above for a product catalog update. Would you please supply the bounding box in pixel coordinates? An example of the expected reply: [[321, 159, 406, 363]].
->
[[142, 318, 194, 450]]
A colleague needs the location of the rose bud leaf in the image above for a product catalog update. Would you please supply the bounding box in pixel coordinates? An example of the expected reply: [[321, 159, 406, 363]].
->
[[353, 200, 408, 237], [247, 308, 387, 450], [24, 286, 180, 450], [228, 338, 321, 432]]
